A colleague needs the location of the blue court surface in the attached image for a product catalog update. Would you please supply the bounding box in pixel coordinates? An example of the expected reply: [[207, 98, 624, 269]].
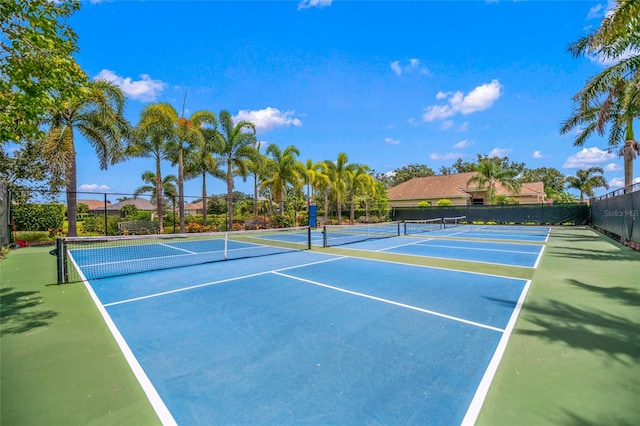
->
[[333, 236, 545, 268], [77, 250, 531, 425]]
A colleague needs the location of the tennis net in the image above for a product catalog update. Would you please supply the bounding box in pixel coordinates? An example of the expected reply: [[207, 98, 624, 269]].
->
[[403, 218, 443, 235], [443, 216, 467, 229], [56, 226, 311, 283], [322, 221, 401, 247]]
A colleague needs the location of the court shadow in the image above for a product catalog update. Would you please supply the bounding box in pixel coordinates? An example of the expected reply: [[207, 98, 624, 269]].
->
[[0, 287, 58, 334], [518, 298, 639, 365], [568, 279, 640, 307], [546, 246, 640, 263], [556, 410, 639, 426]]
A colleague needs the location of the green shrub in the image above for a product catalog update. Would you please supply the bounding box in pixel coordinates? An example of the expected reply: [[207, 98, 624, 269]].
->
[[417, 200, 431, 208], [436, 199, 453, 207], [12, 203, 65, 231]]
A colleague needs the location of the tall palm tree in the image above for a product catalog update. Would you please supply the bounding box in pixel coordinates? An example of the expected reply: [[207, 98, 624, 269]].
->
[[325, 152, 352, 224], [561, 79, 639, 191], [565, 0, 640, 190], [247, 140, 267, 216], [346, 166, 377, 224], [42, 79, 131, 237], [303, 159, 329, 211], [172, 110, 216, 233], [185, 125, 224, 227], [566, 167, 609, 202], [213, 110, 257, 230], [467, 157, 521, 205], [128, 102, 176, 233], [133, 171, 178, 203], [262, 144, 304, 217]]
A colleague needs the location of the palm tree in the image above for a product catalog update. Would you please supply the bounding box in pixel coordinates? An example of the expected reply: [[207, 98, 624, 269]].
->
[[42, 79, 131, 237], [247, 141, 267, 216], [128, 102, 176, 233], [348, 166, 377, 223], [262, 144, 304, 217], [565, 0, 640, 190], [171, 110, 216, 233], [467, 157, 521, 205], [303, 159, 329, 211], [325, 152, 352, 224], [133, 171, 178, 203], [566, 167, 609, 202], [214, 110, 257, 230], [561, 79, 639, 191], [185, 125, 224, 227]]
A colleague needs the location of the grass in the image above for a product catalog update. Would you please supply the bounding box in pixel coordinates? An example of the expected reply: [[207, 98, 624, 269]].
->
[[1, 226, 638, 424]]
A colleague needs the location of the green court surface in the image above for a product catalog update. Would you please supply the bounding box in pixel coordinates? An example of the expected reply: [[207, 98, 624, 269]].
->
[[1, 226, 638, 425]]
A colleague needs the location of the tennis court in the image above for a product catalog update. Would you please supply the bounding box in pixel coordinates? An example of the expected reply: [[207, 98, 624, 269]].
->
[[67, 232, 531, 425]]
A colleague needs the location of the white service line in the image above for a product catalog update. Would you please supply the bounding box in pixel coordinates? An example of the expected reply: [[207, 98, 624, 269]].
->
[[272, 270, 505, 333]]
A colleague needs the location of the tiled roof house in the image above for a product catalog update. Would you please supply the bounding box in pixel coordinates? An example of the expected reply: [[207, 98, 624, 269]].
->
[[388, 172, 545, 207]]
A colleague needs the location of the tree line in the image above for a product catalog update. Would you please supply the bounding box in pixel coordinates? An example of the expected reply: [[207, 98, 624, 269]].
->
[[2, 0, 637, 237]]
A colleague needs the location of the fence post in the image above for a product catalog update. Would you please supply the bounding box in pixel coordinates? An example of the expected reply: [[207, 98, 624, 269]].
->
[[104, 193, 108, 236]]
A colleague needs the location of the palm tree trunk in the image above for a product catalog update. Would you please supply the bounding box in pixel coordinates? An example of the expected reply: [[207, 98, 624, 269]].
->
[[624, 140, 634, 192], [226, 161, 234, 231], [155, 157, 164, 233], [323, 193, 329, 222], [350, 197, 355, 224], [66, 155, 78, 238], [202, 170, 207, 227], [253, 174, 259, 216], [178, 146, 185, 233]]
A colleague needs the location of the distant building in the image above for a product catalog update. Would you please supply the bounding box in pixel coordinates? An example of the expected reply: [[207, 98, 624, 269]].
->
[[388, 172, 545, 207], [105, 198, 157, 217], [184, 200, 206, 216], [77, 199, 111, 213]]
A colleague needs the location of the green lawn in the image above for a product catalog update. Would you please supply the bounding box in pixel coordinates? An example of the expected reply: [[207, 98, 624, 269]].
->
[[1, 226, 638, 425]]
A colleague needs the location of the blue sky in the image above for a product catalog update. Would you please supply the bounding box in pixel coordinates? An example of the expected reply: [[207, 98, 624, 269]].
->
[[68, 0, 636, 201]]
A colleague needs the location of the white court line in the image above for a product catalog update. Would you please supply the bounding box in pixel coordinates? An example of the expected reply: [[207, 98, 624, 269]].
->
[[461, 279, 532, 425], [67, 254, 177, 426], [103, 255, 347, 307], [273, 271, 505, 333], [159, 242, 197, 254], [405, 242, 541, 255], [533, 244, 546, 269], [376, 238, 433, 251]]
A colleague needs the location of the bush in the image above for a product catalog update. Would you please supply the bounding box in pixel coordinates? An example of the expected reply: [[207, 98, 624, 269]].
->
[[270, 214, 295, 228], [12, 203, 65, 231], [82, 215, 122, 236], [436, 199, 453, 207], [417, 201, 431, 208]]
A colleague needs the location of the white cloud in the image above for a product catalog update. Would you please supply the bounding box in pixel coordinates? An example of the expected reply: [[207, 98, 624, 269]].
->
[[454, 139, 473, 149], [586, 3, 605, 20], [430, 152, 463, 160], [604, 162, 621, 171], [563, 147, 615, 168], [422, 80, 502, 122], [390, 61, 402, 76], [458, 122, 469, 132], [533, 150, 544, 159], [488, 147, 510, 158], [233, 107, 302, 133], [298, 0, 332, 10], [608, 176, 640, 188], [384, 137, 400, 145], [94, 69, 165, 102], [79, 183, 110, 191], [390, 58, 430, 76], [441, 120, 454, 130]]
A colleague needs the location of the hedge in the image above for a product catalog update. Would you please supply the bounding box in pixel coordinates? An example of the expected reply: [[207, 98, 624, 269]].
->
[[12, 203, 65, 231]]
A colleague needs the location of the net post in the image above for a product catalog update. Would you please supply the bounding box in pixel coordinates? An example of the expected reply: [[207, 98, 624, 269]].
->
[[56, 238, 64, 284], [396, 221, 400, 236], [322, 226, 328, 248], [307, 226, 311, 249]]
